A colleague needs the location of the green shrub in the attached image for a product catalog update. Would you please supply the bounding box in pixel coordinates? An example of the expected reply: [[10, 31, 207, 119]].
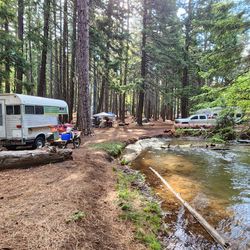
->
[[219, 127, 236, 140], [215, 108, 235, 129], [90, 141, 125, 157], [210, 134, 226, 144]]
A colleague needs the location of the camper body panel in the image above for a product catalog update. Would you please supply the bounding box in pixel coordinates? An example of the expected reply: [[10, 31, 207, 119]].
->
[[0, 94, 68, 147], [0, 99, 6, 139], [6, 114, 22, 139]]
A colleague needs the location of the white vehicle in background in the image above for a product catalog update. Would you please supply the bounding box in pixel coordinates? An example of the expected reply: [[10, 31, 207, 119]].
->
[[175, 114, 216, 126], [175, 107, 244, 126], [0, 94, 68, 150], [195, 107, 243, 123], [195, 107, 223, 118]]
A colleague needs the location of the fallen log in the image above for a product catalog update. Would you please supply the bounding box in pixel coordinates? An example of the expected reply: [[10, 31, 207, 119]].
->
[[149, 167, 231, 250], [237, 139, 250, 144], [0, 147, 73, 170]]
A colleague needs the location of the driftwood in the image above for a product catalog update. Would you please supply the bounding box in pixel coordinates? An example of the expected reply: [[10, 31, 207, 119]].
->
[[0, 147, 73, 170], [161, 144, 230, 151], [149, 167, 231, 250], [237, 139, 250, 144]]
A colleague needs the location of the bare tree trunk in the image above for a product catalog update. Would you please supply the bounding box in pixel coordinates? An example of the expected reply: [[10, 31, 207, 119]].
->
[[5, 22, 10, 93], [131, 90, 135, 117], [59, 0, 63, 98], [53, 0, 60, 98], [121, 0, 130, 123], [49, 30, 53, 98], [93, 58, 97, 114], [37, 0, 51, 97], [103, 0, 114, 112], [181, 0, 192, 118], [137, 0, 148, 126], [97, 76, 105, 113], [27, 1, 34, 95], [69, 0, 77, 121], [28, 34, 34, 94], [62, 0, 68, 101], [16, 0, 24, 93], [104, 41, 110, 112], [77, 0, 91, 135], [119, 93, 122, 119]]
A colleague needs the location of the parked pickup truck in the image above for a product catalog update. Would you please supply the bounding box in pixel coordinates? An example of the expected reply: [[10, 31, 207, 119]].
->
[[175, 114, 216, 126]]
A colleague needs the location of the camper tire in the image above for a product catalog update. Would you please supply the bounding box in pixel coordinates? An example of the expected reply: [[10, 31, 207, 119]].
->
[[33, 136, 45, 149]]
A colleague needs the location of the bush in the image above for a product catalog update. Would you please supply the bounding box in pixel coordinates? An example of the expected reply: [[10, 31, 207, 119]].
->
[[208, 108, 237, 142], [215, 108, 235, 129], [219, 127, 236, 140], [210, 134, 226, 144]]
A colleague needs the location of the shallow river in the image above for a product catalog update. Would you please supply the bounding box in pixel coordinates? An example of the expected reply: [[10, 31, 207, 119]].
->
[[131, 139, 250, 250]]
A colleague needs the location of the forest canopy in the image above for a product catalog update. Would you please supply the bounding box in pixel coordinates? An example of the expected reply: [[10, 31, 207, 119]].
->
[[0, 0, 249, 127]]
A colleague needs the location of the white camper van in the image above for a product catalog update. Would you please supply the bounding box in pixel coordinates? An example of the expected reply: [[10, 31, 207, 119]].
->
[[0, 94, 68, 149]]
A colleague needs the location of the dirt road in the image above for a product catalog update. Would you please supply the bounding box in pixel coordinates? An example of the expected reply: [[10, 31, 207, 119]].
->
[[0, 124, 170, 250]]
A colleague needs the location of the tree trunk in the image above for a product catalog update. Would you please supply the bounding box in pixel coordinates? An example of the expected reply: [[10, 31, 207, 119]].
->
[[49, 30, 53, 97], [181, 0, 192, 118], [131, 90, 135, 117], [69, 0, 77, 121], [103, 0, 114, 112], [5, 22, 10, 93], [93, 58, 97, 115], [27, 1, 34, 95], [59, 0, 63, 98], [137, 0, 148, 126], [104, 41, 110, 112], [97, 76, 105, 113], [37, 0, 51, 97], [16, 0, 24, 94], [62, 0, 68, 101], [53, 0, 60, 98], [121, 0, 130, 123], [181, 66, 189, 118], [77, 0, 92, 135]]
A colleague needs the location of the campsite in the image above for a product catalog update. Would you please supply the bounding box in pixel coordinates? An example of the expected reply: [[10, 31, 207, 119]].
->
[[0, 0, 250, 249]]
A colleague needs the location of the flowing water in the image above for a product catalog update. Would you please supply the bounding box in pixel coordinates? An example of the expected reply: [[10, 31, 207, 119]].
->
[[131, 139, 250, 250]]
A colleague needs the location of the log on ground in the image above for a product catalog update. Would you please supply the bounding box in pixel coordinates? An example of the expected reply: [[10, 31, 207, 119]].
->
[[0, 148, 73, 170]]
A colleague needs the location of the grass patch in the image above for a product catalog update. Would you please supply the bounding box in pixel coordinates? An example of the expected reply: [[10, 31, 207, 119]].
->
[[66, 210, 86, 223], [120, 158, 130, 165], [90, 141, 125, 157], [116, 170, 163, 250], [175, 128, 207, 137]]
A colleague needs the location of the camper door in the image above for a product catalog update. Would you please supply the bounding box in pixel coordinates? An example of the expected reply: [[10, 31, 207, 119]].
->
[[0, 100, 6, 138]]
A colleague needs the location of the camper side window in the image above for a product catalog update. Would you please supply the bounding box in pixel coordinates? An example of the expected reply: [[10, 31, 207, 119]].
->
[[35, 106, 44, 114], [25, 105, 44, 115], [6, 105, 21, 115], [25, 105, 35, 114]]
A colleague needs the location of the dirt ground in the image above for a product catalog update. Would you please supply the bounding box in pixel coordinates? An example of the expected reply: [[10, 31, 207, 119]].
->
[[0, 122, 172, 250]]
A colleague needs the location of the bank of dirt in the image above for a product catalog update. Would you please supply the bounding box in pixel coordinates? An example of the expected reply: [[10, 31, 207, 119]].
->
[[0, 123, 172, 250]]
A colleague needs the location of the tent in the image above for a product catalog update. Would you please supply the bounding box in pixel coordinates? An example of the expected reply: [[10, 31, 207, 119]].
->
[[93, 112, 116, 118]]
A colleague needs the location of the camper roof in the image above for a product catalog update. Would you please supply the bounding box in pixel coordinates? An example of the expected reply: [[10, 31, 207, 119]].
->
[[0, 94, 68, 108]]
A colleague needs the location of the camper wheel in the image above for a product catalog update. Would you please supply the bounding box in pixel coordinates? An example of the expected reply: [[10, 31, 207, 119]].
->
[[33, 136, 45, 149]]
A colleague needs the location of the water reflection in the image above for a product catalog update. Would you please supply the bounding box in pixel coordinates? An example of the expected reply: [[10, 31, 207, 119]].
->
[[131, 140, 250, 249]]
